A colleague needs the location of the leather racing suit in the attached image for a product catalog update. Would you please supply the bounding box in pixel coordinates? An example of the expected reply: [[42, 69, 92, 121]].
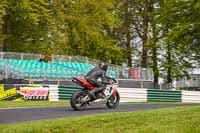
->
[[85, 66, 111, 99]]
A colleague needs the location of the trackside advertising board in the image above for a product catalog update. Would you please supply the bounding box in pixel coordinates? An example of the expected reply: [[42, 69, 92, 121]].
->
[[0, 84, 49, 101], [18, 86, 49, 100]]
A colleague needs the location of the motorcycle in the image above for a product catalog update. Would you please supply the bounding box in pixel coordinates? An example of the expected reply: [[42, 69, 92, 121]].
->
[[70, 77, 120, 110]]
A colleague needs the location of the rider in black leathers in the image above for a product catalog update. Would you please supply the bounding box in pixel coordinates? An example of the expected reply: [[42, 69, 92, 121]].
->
[[85, 62, 112, 100]]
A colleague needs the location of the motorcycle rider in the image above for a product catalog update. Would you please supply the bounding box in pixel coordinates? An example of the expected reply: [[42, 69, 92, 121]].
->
[[85, 62, 113, 100]]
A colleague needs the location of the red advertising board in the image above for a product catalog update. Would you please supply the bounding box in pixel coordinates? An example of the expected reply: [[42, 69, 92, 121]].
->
[[17, 87, 48, 100]]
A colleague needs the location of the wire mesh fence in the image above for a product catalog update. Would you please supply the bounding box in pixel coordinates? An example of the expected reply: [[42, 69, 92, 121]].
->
[[0, 52, 41, 60], [52, 54, 89, 63]]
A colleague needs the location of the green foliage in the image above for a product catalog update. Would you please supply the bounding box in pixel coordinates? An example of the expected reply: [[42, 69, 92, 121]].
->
[[4, 0, 52, 54], [1, 0, 124, 63], [53, 0, 123, 63], [0, 0, 8, 41], [156, 0, 200, 82], [0, 0, 7, 25], [1, 0, 199, 80]]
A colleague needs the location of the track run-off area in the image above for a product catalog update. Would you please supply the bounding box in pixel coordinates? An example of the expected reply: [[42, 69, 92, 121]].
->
[[0, 103, 200, 124]]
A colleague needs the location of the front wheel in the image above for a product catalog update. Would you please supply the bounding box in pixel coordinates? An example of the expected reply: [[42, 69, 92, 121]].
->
[[106, 91, 120, 108], [70, 90, 88, 111]]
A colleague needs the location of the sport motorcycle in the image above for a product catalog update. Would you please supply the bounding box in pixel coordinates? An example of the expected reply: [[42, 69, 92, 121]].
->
[[70, 77, 120, 110]]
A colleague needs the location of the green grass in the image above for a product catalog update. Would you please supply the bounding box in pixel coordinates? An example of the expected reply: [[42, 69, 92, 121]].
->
[[0, 101, 69, 108], [123, 102, 200, 105], [0, 106, 200, 133]]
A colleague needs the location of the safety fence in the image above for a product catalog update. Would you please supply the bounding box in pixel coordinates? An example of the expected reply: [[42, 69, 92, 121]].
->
[[49, 86, 200, 102], [182, 90, 200, 103], [0, 52, 41, 60], [48, 86, 200, 103], [147, 89, 182, 102], [117, 88, 147, 102], [1, 84, 200, 103], [49, 85, 82, 101]]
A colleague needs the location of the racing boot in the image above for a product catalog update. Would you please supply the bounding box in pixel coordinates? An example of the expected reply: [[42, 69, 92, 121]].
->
[[89, 87, 105, 100], [89, 88, 97, 100]]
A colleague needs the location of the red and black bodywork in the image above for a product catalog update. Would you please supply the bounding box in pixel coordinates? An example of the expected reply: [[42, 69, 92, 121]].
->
[[70, 77, 120, 111], [72, 77, 95, 90]]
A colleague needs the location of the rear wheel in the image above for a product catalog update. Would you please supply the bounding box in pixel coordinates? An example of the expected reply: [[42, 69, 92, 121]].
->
[[106, 91, 120, 108], [70, 90, 88, 111]]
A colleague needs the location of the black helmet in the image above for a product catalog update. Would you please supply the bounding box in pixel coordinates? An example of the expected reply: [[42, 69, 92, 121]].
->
[[99, 62, 108, 71]]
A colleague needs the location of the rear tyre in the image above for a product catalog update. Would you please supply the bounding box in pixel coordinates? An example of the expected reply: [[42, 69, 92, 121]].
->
[[106, 91, 120, 108], [70, 90, 88, 111]]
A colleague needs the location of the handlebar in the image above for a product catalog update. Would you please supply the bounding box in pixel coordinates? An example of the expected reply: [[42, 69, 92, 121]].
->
[[112, 78, 117, 83]]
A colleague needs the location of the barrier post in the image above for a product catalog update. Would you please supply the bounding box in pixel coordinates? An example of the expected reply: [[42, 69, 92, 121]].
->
[[57, 79, 60, 85], [140, 82, 144, 89]]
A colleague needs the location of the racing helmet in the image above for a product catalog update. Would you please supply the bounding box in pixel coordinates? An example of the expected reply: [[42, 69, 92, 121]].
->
[[99, 62, 108, 71]]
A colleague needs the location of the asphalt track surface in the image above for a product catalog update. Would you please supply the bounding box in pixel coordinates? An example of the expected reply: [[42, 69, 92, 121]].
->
[[0, 103, 200, 124]]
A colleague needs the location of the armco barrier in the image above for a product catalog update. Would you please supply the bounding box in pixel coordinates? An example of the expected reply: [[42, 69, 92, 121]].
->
[[48, 86, 200, 103], [1, 83, 200, 102], [147, 89, 182, 102], [49, 86, 148, 102], [49, 85, 81, 101], [118, 88, 147, 102], [182, 90, 200, 103]]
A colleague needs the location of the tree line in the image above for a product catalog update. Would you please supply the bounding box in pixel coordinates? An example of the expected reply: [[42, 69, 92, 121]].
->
[[0, 0, 199, 84]]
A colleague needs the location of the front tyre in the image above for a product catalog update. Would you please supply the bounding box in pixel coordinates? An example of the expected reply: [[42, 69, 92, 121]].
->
[[106, 91, 120, 108], [70, 90, 88, 111]]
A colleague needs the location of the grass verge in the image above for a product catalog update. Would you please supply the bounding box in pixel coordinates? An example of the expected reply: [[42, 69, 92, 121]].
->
[[123, 102, 200, 105], [0, 101, 69, 108], [0, 106, 200, 133]]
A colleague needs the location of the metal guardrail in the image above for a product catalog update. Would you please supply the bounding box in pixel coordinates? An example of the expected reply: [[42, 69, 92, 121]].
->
[[147, 89, 182, 102], [48, 86, 200, 102], [49, 85, 82, 101], [1, 84, 200, 102], [118, 88, 147, 102], [182, 90, 200, 102]]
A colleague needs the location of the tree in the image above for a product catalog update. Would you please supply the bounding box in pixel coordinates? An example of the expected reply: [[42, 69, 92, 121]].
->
[[113, 0, 158, 68], [156, 0, 200, 83], [2, 0, 52, 55], [53, 0, 124, 63], [113, 0, 160, 85], [0, 0, 8, 48], [1, 0, 124, 63]]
